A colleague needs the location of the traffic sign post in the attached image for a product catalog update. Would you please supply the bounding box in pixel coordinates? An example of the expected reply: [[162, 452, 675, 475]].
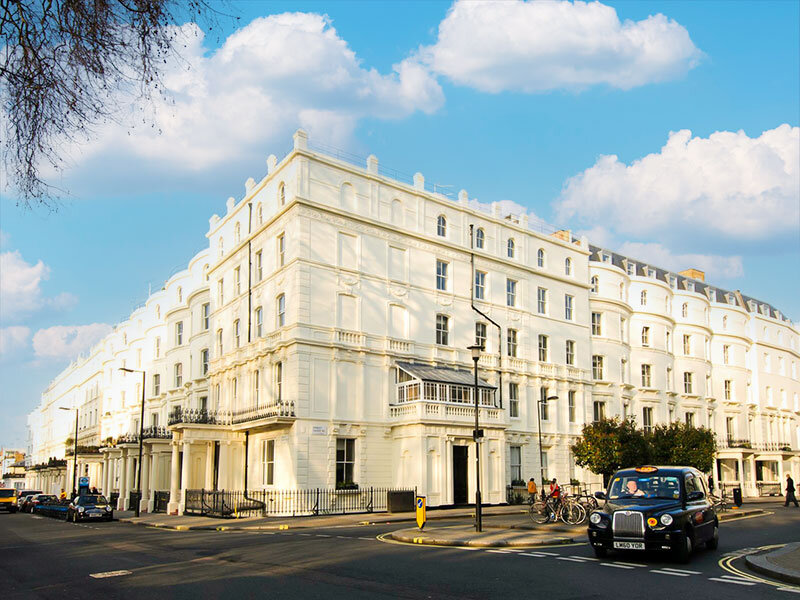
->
[[415, 496, 426, 530]]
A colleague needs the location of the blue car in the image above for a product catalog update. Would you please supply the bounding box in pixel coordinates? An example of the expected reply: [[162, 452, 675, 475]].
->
[[67, 494, 114, 522]]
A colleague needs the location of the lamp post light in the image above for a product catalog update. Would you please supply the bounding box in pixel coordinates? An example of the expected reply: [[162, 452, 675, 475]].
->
[[58, 406, 79, 498], [119, 367, 146, 517], [536, 395, 559, 489], [467, 344, 484, 532]]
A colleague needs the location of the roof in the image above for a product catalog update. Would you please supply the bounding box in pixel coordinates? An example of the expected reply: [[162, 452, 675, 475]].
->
[[396, 362, 496, 389]]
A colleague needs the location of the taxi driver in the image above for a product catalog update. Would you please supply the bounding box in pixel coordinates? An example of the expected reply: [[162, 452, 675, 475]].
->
[[625, 479, 646, 497]]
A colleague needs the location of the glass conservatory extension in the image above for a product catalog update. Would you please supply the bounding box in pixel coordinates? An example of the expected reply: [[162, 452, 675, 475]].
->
[[394, 362, 497, 407]]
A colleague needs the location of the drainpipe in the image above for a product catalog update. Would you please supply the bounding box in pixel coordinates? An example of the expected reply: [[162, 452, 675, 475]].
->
[[469, 225, 503, 409]]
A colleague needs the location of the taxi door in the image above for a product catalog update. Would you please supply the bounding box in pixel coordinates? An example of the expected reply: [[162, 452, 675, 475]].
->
[[685, 473, 713, 542]]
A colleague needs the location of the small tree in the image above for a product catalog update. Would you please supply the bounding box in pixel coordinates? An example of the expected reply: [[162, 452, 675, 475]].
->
[[647, 422, 716, 473], [571, 418, 649, 486]]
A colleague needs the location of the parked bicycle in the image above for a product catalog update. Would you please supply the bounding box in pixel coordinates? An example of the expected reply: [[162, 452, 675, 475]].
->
[[529, 492, 586, 525]]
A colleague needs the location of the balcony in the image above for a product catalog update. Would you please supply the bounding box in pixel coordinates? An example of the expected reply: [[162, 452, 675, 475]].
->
[[389, 401, 506, 427], [231, 401, 296, 431], [168, 407, 232, 427], [717, 438, 795, 453]]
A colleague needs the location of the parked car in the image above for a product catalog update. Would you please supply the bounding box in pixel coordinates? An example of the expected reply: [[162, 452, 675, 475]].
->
[[0, 488, 18, 512], [34, 498, 70, 519], [67, 494, 113, 522], [28, 494, 58, 513], [16, 490, 41, 508], [587, 466, 718, 563], [20, 494, 39, 513]]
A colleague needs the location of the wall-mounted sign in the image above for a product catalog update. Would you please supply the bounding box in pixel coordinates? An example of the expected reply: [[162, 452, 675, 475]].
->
[[312, 426, 327, 435]]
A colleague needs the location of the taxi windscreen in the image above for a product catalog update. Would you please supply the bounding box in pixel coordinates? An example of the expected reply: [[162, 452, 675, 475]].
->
[[608, 475, 681, 500]]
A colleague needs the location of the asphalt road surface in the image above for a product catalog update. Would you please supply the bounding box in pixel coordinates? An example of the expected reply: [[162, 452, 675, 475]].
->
[[1, 504, 798, 599]]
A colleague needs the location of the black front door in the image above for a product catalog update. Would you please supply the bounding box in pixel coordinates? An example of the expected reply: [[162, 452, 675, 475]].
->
[[453, 446, 468, 505]]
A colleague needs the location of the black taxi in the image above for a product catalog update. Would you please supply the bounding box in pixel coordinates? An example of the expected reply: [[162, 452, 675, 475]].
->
[[587, 466, 718, 563]]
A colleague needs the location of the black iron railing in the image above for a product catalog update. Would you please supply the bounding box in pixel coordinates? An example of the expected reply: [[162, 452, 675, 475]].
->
[[231, 401, 296, 425], [153, 491, 170, 513], [184, 487, 415, 518], [717, 438, 794, 452], [168, 407, 231, 426]]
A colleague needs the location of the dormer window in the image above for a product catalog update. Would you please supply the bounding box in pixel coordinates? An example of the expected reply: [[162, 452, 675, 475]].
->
[[507, 238, 515, 259], [669, 276, 676, 289], [475, 228, 485, 249], [601, 253, 610, 263], [437, 215, 447, 237], [647, 268, 655, 278], [686, 281, 695, 292], [627, 262, 635, 275]]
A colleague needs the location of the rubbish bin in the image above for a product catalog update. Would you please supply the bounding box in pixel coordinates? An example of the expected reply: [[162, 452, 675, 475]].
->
[[732, 487, 743, 507]]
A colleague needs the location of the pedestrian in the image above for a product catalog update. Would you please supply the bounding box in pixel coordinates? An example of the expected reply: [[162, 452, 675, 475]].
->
[[90, 486, 98, 494], [59, 489, 66, 501], [785, 474, 798, 507], [527, 478, 537, 502]]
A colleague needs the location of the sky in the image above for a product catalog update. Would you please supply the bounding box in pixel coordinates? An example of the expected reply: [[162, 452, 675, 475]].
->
[[1, 0, 798, 449]]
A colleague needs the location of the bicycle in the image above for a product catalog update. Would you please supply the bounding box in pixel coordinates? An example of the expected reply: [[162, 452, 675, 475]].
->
[[529, 493, 586, 525]]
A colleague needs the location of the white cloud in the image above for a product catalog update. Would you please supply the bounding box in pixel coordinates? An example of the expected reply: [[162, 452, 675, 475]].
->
[[556, 124, 800, 240], [0, 250, 78, 321], [32, 323, 112, 360], [65, 13, 443, 173], [415, 0, 701, 93], [616, 242, 744, 280], [0, 326, 30, 356]]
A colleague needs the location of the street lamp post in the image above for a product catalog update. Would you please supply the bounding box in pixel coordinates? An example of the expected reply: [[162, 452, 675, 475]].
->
[[58, 407, 79, 498], [467, 344, 484, 532], [536, 395, 559, 489], [120, 367, 146, 517]]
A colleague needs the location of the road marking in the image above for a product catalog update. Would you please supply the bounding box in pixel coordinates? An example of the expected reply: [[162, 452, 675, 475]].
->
[[32, 516, 43, 520], [610, 561, 647, 568], [90, 570, 132, 579], [336, 536, 349, 539], [777, 588, 800, 594], [720, 575, 758, 582], [519, 552, 549, 557], [486, 550, 511, 554], [601, 563, 634, 569], [357, 537, 373, 541], [571, 556, 599, 561], [709, 577, 756, 586], [315, 534, 331, 537], [557, 557, 587, 563], [298, 533, 311, 536], [651, 569, 690, 577], [452, 547, 480, 551], [535, 551, 559, 556], [661, 567, 702, 575], [504, 549, 524, 552]]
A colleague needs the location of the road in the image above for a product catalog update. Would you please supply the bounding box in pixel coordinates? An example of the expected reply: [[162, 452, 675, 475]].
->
[[1, 504, 798, 599]]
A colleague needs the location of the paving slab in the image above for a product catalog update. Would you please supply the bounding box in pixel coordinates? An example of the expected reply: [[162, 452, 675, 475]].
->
[[745, 542, 800, 586]]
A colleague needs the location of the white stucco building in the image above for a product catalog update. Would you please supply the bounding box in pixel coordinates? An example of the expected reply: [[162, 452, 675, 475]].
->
[[25, 131, 800, 512]]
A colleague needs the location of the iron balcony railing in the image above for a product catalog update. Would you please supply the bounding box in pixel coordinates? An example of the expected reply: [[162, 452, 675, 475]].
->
[[231, 401, 296, 425], [184, 487, 415, 519], [717, 438, 794, 452], [168, 407, 232, 426]]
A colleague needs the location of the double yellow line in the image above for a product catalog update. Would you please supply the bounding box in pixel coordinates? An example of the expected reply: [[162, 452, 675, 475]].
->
[[718, 543, 800, 591]]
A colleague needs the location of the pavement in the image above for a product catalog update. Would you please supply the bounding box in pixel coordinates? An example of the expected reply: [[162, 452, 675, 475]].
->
[[745, 541, 800, 586]]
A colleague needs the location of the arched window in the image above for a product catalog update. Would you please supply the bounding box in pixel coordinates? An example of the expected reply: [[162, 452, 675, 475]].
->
[[234, 222, 241, 244], [640, 290, 647, 306], [590, 276, 598, 294], [256, 203, 263, 226], [475, 228, 485, 249], [507, 238, 515, 258], [565, 258, 572, 276], [437, 215, 447, 237], [682, 303, 688, 318], [279, 182, 286, 206], [537, 248, 545, 268], [722, 316, 728, 330]]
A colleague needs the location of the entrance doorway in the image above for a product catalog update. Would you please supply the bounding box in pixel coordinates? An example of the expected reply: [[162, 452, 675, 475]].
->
[[453, 446, 468, 505]]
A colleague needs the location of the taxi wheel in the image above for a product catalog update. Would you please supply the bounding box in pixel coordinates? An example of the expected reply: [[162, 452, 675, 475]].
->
[[706, 524, 719, 550], [675, 530, 693, 563]]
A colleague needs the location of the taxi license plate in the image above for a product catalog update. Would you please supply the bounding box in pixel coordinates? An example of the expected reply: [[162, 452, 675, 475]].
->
[[614, 541, 645, 550], [89, 513, 102, 517]]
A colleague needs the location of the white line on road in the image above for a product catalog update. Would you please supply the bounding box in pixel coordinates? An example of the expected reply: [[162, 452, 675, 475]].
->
[[298, 533, 312, 536], [556, 557, 587, 563], [315, 534, 331, 537], [486, 550, 511, 554], [90, 570, 132, 579], [571, 556, 599, 561], [610, 561, 647, 568], [778, 588, 800, 594], [650, 570, 690, 577], [452, 547, 480, 551], [535, 551, 559, 556], [708, 578, 756, 586], [720, 575, 758, 582], [600, 563, 635, 569], [504, 549, 523, 553], [357, 537, 373, 541], [519, 553, 549, 557], [336, 536, 349, 539], [661, 567, 702, 575]]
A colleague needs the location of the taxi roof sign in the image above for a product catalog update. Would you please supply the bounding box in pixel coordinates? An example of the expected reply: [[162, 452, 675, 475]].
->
[[635, 466, 658, 473]]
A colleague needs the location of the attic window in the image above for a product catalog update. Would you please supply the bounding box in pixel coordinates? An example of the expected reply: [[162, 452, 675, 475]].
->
[[647, 268, 655, 278], [686, 281, 695, 292], [626, 262, 635, 275], [601, 253, 610, 263], [668, 276, 676, 289]]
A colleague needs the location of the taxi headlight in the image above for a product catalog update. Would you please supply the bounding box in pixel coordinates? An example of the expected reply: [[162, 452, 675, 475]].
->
[[589, 512, 604, 525], [660, 514, 673, 526], [77, 506, 85, 513]]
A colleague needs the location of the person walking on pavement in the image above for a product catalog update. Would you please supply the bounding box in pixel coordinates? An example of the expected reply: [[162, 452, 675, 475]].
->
[[527, 478, 537, 503], [785, 474, 798, 507]]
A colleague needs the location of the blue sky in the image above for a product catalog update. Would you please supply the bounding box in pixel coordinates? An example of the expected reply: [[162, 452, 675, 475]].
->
[[1, 0, 798, 449]]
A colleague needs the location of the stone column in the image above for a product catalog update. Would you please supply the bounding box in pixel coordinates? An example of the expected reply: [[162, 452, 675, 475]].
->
[[125, 453, 136, 510], [148, 450, 160, 513], [168, 442, 181, 515], [140, 448, 151, 513], [736, 455, 745, 498], [180, 441, 192, 514], [118, 451, 128, 510], [205, 442, 215, 489]]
